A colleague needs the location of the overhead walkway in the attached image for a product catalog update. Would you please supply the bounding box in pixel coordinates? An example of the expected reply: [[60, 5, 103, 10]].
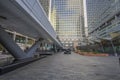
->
[[0, 0, 62, 73], [0, 0, 62, 60]]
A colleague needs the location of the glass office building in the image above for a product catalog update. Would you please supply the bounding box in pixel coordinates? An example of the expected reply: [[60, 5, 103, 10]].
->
[[86, 0, 115, 41], [50, 0, 85, 48], [86, 0, 120, 54]]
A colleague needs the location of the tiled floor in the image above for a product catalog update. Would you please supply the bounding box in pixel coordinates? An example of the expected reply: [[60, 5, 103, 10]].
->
[[0, 52, 120, 80]]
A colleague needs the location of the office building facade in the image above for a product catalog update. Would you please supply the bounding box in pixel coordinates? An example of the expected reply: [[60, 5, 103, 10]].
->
[[50, 0, 85, 49], [86, 0, 116, 41], [86, 0, 120, 54]]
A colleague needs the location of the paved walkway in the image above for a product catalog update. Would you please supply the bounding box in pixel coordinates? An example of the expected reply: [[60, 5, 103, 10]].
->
[[0, 52, 120, 80]]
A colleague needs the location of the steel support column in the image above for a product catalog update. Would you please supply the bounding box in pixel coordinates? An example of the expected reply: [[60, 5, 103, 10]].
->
[[110, 40, 117, 56], [100, 42, 105, 53], [53, 44, 57, 53], [0, 27, 27, 60], [26, 40, 42, 57]]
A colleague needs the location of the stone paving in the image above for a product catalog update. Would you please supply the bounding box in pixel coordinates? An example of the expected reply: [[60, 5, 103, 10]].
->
[[0, 52, 120, 80]]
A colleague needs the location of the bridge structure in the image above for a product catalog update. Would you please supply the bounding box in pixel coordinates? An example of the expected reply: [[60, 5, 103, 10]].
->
[[0, 0, 63, 74]]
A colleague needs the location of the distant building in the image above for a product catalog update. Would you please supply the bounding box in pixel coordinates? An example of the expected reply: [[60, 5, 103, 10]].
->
[[49, 0, 85, 49], [49, 7, 57, 31]]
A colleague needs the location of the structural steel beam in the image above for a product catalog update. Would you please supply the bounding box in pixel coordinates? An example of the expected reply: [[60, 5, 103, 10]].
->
[[0, 27, 27, 60], [26, 40, 42, 57], [0, 26, 44, 61]]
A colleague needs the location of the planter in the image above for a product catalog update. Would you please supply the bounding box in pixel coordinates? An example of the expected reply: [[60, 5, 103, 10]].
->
[[75, 50, 109, 57]]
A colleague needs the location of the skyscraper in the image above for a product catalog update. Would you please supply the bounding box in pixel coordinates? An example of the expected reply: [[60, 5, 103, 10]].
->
[[50, 0, 85, 49]]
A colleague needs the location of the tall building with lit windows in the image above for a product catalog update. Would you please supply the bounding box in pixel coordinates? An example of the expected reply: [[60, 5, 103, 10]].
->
[[50, 0, 85, 48]]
